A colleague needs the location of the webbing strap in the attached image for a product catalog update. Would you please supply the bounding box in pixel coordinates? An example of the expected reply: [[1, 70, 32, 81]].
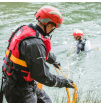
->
[[7, 25, 25, 49], [38, 83, 43, 91], [54, 66, 78, 103], [5, 50, 27, 67]]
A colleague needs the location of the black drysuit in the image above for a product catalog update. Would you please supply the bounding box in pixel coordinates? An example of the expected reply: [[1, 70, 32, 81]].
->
[[2, 24, 73, 103], [76, 39, 86, 54]]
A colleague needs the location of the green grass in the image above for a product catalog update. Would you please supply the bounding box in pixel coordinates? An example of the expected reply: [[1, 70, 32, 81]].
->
[[76, 90, 101, 103], [53, 89, 101, 103]]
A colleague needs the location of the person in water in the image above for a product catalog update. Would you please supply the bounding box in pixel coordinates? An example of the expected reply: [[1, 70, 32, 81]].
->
[[73, 29, 91, 54]]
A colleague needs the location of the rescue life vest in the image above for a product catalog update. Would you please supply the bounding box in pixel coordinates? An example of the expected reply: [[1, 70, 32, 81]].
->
[[2, 24, 51, 82], [80, 38, 91, 52], [84, 40, 91, 52]]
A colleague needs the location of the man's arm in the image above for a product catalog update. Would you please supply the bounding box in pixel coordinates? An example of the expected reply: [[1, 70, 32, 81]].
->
[[20, 38, 74, 88], [46, 52, 56, 64], [46, 52, 60, 69]]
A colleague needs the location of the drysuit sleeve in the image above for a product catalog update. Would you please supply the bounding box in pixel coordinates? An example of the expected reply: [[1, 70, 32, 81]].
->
[[46, 52, 56, 64], [20, 38, 74, 88], [19, 38, 55, 86], [76, 43, 83, 54]]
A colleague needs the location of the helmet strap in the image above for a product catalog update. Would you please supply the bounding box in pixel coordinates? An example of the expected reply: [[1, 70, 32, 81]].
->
[[48, 28, 55, 35], [78, 37, 82, 41], [43, 25, 55, 37], [45, 28, 55, 37], [44, 25, 47, 36]]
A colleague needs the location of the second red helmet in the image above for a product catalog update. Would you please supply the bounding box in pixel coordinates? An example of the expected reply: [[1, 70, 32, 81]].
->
[[73, 30, 84, 38], [35, 5, 63, 28]]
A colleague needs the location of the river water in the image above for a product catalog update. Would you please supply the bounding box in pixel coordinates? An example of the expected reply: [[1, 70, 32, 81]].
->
[[0, 2, 101, 103]]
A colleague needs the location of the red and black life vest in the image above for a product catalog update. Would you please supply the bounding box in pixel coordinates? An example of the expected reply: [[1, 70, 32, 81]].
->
[[2, 25, 51, 82]]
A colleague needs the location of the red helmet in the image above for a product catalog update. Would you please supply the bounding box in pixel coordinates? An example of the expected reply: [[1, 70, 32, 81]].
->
[[35, 5, 63, 28], [73, 30, 84, 38]]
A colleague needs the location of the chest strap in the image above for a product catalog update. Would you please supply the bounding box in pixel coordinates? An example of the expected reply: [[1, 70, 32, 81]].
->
[[5, 49, 27, 67]]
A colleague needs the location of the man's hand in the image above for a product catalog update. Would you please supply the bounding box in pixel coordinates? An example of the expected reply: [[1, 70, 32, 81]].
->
[[65, 79, 74, 88], [53, 62, 61, 69], [53, 75, 74, 88]]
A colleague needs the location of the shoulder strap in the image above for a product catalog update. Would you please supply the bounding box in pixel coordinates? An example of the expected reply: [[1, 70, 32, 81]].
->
[[36, 30, 39, 37], [36, 30, 42, 38], [28, 24, 41, 38], [7, 25, 25, 49], [80, 38, 86, 45]]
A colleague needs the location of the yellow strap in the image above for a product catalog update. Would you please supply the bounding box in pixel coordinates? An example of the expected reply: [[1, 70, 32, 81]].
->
[[5, 49, 27, 67], [54, 66, 78, 103], [54, 67, 60, 75], [38, 83, 43, 91], [66, 88, 71, 103], [6, 50, 43, 91], [92, 46, 100, 51]]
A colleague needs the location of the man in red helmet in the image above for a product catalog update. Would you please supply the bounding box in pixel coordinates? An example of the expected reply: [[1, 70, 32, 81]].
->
[[73, 29, 91, 54], [1, 6, 74, 103]]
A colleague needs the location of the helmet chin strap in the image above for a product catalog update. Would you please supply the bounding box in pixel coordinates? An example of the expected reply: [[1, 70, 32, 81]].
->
[[46, 28, 55, 40], [78, 37, 81, 41], [75, 36, 82, 41], [44, 25, 46, 36], [48, 28, 55, 35], [43, 25, 55, 38]]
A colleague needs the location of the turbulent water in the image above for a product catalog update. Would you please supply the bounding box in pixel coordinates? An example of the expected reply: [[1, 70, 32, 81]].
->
[[0, 2, 101, 103]]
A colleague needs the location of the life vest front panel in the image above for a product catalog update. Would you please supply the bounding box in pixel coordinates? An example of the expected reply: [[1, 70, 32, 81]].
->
[[3, 25, 51, 82], [8, 25, 37, 58]]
